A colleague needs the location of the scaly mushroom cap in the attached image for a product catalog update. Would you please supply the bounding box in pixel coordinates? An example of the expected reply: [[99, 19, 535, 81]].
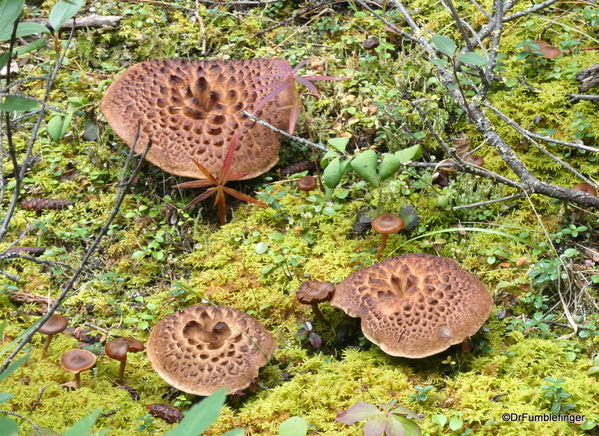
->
[[101, 58, 298, 180], [60, 349, 97, 374], [296, 280, 335, 304], [38, 314, 68, 335], [146, 305, 276, 395], [330, 253, 493, 358]]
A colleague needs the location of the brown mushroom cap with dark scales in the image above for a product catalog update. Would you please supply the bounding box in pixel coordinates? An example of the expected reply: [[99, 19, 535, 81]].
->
[[39, 313, 68, 356], [101, 58, 298, 180], [330, 253, 493, 358], [146, 305, 276, 396]]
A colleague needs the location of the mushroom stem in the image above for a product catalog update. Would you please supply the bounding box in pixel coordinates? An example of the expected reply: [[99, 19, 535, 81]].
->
[[375, 234, 389, 261], [42, 334, 54, 357], [311, 303, 324, 320], [117, 358, 127, 385], [73, 373, 81, 389]]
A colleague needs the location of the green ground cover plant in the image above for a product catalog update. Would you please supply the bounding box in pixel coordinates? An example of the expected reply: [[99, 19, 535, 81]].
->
[[2, 0, 599, 435]]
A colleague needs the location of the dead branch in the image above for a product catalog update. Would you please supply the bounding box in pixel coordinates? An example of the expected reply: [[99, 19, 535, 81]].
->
[[23, 15, 122, 30]]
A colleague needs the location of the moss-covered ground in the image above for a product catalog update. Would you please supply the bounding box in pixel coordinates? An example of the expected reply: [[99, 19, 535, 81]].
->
[[2, 0, 599, 435]]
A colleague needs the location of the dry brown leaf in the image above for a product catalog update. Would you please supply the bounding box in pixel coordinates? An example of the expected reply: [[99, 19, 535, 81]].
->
[[452, 133, 471, 158]]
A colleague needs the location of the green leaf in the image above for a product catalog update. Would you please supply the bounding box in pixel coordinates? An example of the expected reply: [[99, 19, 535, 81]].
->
[[62, 409, 102, 436], [29, 426, 61, 436], [15, 37, 47, 56], [432, 414, 448, 428], [327, 137, 349, 153], [457, 52, 488, 66], [47, 116, 64, 142], [0, 0, 24, 36], [323, 157, 341, 188], [255, 242, 269, 254], [0, 22, 49, 40], [131, 250, 146, 259], [431, 35, 456, 56], [0, 354, 29, 384], [379, 154, 401, 180], [351, 149, 379, 187], [336, 401, 381, 425], [165, 387, 226, 436], [0, 416, 19, 436], [0, 392, 13, 404], [580, 419, 596, 431], [0, 52, 9, 71], [395, 416, 422, 436], [278, 416, 308, 436], [449, 418, 463, 431], [0, 96, 39, 112], [49, 0, 85, 31], [394, 144, 421, 163]]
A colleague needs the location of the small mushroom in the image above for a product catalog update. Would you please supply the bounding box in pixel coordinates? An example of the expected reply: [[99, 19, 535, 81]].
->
[[105, 337, 145, 385], [463, 155, 485, 167], [146, 305, 276, 396], [60, 349, 97, 389], [330, 253, 493, 358], [371, 213, 405, 260], [38, 314, 68, 356], [363, 36, 380, 50], [296, 280, 335, 319], [297, 175, 317, 196], [572, 183, 597, 221]]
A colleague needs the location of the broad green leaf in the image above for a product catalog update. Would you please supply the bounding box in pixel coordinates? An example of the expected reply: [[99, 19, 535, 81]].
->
[[0, 417, 19, 436], [431, 35, 456, 57], [278, 416, 308, 436], [47, 116, 64, 142], [395, 416, 423, 436], [432, 414, 448, 427], [0, 22, 49, 40], [323, 157, 341, 188], [336, 401, 381, 425], [165, 387, 226, 436], [327, 137, 350, 153], [0, 52, 9, 71], [49, 0, 85, 31], [0, 321, 6, 342], [379, 154, 401, 180], [62, 409, 102, 436], [255, 242, 269, 254], [580, 419, 596, 430], [0, 0, 24, 36], [14, 38, 48, 56], [394, 144, 421, 163], [384, 415, 406, 436], [0, 96, 39, 112], [351, 149, 379, 187], [0, 354, 29, 384], [449, 418, 463, 431], [457, 52, 488, 66], [0, 392, 13, 404], [61, 110, 76, 137], [29, 426, 61, 436]]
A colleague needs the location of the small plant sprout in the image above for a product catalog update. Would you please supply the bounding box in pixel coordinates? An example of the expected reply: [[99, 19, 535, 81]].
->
[[174, 132, 266, 225], [336, 400, 422, 436], [408, 385, 435, 402], [540, 377, 576, 414], [252, 58, 344, 134]]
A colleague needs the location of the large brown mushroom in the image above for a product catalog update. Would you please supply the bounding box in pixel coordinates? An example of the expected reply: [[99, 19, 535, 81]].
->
[[101, 58, 298, 180], [60, 349, 97, 389], [330, 253, 493, 358], [146, 305, 276, 396], [296, 280, 335, 319], [38, 314, 68, 356], [105, 337, 145, 385], [371, 213, 405, 260]]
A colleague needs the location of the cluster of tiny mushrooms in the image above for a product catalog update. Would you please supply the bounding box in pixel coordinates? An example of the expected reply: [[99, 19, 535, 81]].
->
[[31, 58, 493, 395]]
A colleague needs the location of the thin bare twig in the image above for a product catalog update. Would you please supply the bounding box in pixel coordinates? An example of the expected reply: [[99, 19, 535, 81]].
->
[[242, 110, 333, 153], [453, 192, 527, 210]]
